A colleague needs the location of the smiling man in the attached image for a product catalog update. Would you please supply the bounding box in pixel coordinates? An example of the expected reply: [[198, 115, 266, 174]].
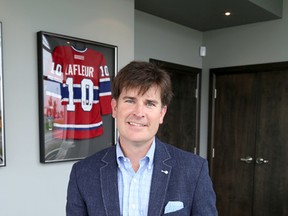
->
[[66, 61, 218, 216]]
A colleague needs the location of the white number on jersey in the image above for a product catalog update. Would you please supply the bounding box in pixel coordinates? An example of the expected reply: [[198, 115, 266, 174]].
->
[[66, 77, 93, 112], [100, 65, 109, 77]]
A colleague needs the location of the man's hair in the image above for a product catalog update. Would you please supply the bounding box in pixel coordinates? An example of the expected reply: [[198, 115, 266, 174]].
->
[[112, 61, 173, 106]]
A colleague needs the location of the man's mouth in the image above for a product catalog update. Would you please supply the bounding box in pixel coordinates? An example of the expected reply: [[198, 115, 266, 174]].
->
[[128, 122, 147, 127]]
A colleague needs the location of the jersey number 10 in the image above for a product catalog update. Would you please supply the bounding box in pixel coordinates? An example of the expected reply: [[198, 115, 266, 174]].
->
[[66, 77, 94, 112]]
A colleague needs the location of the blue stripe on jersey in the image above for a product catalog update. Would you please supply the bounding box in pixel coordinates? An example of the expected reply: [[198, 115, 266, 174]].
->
[[99, 80, 111, 94], [61, 86, 101, 101]]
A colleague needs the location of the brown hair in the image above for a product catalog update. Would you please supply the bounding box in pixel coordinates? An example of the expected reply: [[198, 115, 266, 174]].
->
[[112, 61, 173, 106]]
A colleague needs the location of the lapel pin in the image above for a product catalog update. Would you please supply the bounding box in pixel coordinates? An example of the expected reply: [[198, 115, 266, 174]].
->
[[161, 170, 169, 174]]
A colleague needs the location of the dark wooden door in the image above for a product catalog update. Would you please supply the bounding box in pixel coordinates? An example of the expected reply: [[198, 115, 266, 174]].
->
[[150, 59, 201, 154], [210, 72, 258, 216], [209, 63, 288, 216], [253, 70, 288, 216]]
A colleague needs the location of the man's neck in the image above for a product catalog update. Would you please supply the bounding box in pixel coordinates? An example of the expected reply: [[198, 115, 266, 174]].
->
[[119, 139, 153, 172]]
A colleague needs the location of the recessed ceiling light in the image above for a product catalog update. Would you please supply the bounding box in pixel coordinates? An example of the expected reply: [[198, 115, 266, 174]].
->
[[225, 11, 231, 16]]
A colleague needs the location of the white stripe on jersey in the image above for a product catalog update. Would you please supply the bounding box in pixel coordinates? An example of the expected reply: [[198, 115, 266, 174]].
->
[[54, 121, 103, 129], [61, 99, 100, 104], [100, 77, 110, 82], [67, 84, 99, 90], [99, 92, 112, 96]]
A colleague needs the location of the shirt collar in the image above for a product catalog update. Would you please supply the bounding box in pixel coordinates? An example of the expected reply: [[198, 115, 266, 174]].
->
[[116, 138, 155, 168]]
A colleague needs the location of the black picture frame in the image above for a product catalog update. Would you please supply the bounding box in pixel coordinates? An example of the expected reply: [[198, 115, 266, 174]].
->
[[0, 22, 6, 167], [37, 31, 117, 163]]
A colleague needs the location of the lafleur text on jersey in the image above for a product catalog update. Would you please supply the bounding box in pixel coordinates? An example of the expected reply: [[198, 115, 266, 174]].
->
[[52, 63, 94, 78], [66, 64, 94, 77]]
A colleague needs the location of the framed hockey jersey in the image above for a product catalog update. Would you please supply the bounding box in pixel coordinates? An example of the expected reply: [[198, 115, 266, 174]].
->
[[37, 31, 117, 163]]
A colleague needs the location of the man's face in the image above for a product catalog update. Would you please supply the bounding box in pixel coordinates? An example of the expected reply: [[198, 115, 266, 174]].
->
[[111, 86, 167, 147]]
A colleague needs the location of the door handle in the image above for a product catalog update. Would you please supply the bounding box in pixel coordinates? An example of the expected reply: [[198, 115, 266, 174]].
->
[[256, 157, 269, 165], [240, 156, 253, 164]]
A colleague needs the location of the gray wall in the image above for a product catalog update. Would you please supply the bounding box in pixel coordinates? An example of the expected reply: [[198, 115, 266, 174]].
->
[[0, 0, 134, 215], [135, 10, 203, 68]]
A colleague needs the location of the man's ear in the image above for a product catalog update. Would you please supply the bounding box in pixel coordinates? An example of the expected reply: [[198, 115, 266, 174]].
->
[[159, 105, 167, 124], [111, 98, 117, 118]]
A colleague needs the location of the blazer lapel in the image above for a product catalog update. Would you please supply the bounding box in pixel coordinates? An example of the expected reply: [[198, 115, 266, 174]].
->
[[148, 140, 172, 216], [100, 147, 120, 216]]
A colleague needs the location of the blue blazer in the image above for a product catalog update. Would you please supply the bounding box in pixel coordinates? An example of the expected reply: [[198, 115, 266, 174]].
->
[[66, 139, 218, 215]]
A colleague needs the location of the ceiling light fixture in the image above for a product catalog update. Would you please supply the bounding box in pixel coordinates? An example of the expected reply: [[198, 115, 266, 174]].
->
[[225, 11, 231, 16]]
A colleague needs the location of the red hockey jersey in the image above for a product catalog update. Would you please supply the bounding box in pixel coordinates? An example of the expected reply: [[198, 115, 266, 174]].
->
[[48, 45, 112, 139]]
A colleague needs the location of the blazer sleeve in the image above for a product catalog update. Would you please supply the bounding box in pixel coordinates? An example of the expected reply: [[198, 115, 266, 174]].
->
[[66, 163, 88, 216], [191, 160, 218, 216]]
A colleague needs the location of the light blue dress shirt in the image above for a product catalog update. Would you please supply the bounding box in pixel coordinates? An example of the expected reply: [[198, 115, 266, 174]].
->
[[116, 139, 155, 216]]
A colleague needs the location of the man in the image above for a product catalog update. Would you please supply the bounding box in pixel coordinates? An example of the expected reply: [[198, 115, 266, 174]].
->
[[66, 61, 218, 216]]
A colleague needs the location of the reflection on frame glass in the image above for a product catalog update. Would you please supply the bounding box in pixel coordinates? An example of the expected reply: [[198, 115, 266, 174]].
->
[[0, 22, 5, 167], [37, 31, 117, 163]]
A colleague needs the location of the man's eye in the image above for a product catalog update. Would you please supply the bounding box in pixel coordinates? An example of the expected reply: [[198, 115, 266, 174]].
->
[[147, 102, 156, 107], [125, 99, 134, 103]]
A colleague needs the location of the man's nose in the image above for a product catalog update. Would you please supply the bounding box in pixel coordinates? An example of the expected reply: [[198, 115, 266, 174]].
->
[[133, 103, 145, 117]]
